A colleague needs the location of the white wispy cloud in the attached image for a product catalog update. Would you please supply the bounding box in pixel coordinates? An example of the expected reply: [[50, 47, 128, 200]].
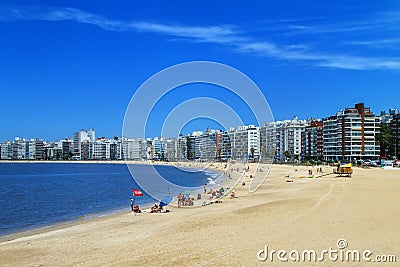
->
[[343, 38, 400, 48], [235, 41, 400, 70], [1, 7, 240, 43], [2, 6, 400, 70]]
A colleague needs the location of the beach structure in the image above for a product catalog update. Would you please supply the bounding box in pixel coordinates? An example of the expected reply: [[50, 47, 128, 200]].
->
[[333, 162, 353, 177]]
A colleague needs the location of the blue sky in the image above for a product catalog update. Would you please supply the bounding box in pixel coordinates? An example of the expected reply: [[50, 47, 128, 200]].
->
[[1, 1, 400, 140]]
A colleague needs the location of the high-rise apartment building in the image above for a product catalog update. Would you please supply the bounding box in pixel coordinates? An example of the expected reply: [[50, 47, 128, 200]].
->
[[302, 121, 323, 160], [391, 113, 400, 159], [278, 117, 306, 160], [232, 125, 260, 160], [260, 122, 278, 160], [73, 129, 93, 160], [323, 103, 380, 161]]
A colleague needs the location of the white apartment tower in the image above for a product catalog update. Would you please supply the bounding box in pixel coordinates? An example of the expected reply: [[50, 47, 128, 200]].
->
[[278, 116, 306, 160], [232, 125, 260, 160]]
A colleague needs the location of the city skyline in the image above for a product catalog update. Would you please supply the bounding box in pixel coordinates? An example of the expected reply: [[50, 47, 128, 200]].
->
[[2, 102, 399, 162], [0, 102, 397, 142], [1, 1, 400, 140]]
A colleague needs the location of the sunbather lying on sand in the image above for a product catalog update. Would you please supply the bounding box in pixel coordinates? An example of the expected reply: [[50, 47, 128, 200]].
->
[[151, 204, 159, 213]]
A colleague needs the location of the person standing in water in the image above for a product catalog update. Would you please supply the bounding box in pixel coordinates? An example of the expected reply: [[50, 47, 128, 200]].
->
[[204, 184, 207, 194]]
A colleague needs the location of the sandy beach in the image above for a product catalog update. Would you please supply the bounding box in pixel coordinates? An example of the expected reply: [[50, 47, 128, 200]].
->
[[1, 163, 399, 266]]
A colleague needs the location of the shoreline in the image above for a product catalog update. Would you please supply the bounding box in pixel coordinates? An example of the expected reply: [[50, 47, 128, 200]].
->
[[4, 161, 392, 242], [0, 161, 239, 242], [0, 208, 129, 243]]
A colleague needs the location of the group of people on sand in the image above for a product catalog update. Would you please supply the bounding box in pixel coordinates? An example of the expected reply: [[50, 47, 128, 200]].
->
[[130, 198, 166, 214], [208, 188, 225, 199], [177, 193, 195, 207], [308, 167, 323, 175], [176, 185, 235, 207], [150, 203, 163, 213]]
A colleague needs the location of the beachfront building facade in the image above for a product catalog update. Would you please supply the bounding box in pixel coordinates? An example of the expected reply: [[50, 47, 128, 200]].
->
[[198, 129, 223, 161], [391, 113, 400, 159], [164, 138, 177, 161], [0, 138, 46, 160], [323, 103, 380, 161], [277, 117, 306, 160], [176, 135, 187, 161], [259, 122, 278, 161], [73, 129, 95, 160], [0, 141, 12, 159], [220, 131, 233, 160], [231, 125, 260, 160], [302, 120, 323, 160], [46, 142, 63, 160], [84, 138, 111, 160], [11, 138, 26, 160], [58, 139, 73, 160]]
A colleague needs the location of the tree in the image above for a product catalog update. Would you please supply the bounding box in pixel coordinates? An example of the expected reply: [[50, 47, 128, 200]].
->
[[186, 137, 193, 160], [283, 150, 290, 160], [224, 144, 230, 158], [378, 123, 392, 158], [250, 147, 255, 159], [217, 147, 222, 159], [232, 147, 237, 160], [182, 146, 187, 159]]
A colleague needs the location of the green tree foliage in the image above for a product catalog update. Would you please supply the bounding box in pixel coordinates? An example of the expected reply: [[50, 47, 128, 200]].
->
[[378, 123, 392, 157]]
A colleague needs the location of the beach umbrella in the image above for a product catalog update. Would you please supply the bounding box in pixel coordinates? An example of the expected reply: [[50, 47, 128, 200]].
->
[[160, 196, 173, 207]]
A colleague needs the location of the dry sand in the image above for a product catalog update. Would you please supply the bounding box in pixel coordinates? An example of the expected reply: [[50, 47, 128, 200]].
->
[[1, 163, 399, 266]]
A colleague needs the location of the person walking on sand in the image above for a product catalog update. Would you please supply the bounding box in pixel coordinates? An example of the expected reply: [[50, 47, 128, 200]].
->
[[130, 198, 134, 211]]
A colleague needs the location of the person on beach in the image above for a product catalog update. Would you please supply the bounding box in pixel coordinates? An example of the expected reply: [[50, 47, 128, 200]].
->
[[130, 198, 134, 211], [151, 203, 159, 213], [168, 187, 171, 195], [133, 205, 141, 214], [204, 184, 207, 194], [177, 193, 183, 207]]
